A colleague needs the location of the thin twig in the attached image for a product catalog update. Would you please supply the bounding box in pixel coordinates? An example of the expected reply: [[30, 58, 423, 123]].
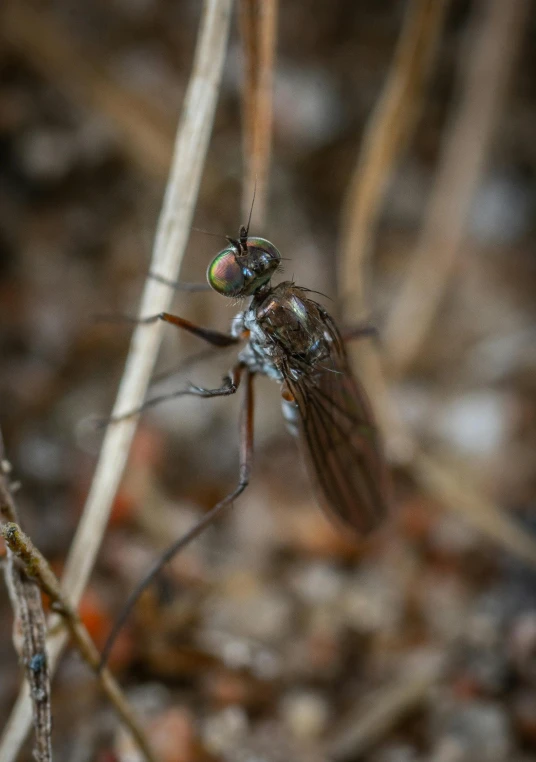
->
[[239, 0, 278, 228], [339, 0, 449, 316], [2, 2, 174, 179], [412, 449, 536, 567], [333, 0, 536, 679], [239, 0, 258, 176], [0, 446, 52, 762], [324, 651, 447, 760], [383, 0, 530, 377], [1, 522, 159, 762], [337, 0, 449, 449], [3, 563, 51, 762], [0, 2, 234, 759]]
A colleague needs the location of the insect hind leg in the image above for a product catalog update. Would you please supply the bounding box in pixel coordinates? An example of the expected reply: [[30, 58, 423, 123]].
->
[[98, 369, 255, 670]]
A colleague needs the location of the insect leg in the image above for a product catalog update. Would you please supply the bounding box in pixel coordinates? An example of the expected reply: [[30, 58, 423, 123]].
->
[[98, 368, 255, 670], [97, 312, 239, 348], [341, 323, 379, 343], [151, 345, 221, 385], [102, 363, 245, 425], [148, 271, 211, 291], [159, 312, 240, 347]]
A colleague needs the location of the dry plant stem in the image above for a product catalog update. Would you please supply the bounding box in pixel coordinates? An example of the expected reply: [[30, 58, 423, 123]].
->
[[239, 0, 278, 227], [1, 523, 159, 762], [341, 0, 536, 564], [332, 0, 536, 742], [339, 0, 448, 314], [3, 561, 52, 762], [0, 458, 52, 762], [384, 0, 530, 377], [413, 449, 536, 567], [239, 0, 258, 171], [338, 0, 448, 447], [325, 651, 446, 760], [0, 1, 234, 759], [2, 2, 174, 179], [335, 0, 536, 574]]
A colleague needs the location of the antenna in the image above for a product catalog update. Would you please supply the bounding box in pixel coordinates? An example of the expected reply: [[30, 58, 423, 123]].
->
[[191, 226, 227, 241], [244, 178, 257, 237], [239, 179, 257, 251]]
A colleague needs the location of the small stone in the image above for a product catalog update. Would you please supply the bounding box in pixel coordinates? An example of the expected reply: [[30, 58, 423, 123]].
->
[[16, 128, 79, 181], [342, 566, 403, 635], [430, 701, 512, 762], [429, 514, 479, 556], [116, 705, 196, 762], [204, 580, 293, 644], [512, 689, 536, 744], [289, 561, 344, 605], [462, 645, 509, 694], [280, 690, 330, 740], [509, 611, 536, 683], [463, 589, 514, 650], [371, 744, 422, 762], [435, 392, 509, 459], [471, 173, 531, 244], [202, 706, 248, 756]]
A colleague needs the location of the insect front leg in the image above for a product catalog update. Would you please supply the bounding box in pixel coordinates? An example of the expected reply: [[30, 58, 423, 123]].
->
[[98, 368, 255, 670], [159, 312, 239, 347], [123, 312, 240, 349], [96, 311, 239, 347], [148, 272, 211, 291]]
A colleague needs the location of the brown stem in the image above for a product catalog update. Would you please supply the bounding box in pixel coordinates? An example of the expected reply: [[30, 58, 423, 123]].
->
[[0, 2, 234, 759], [239, 0, 278, 228], [0, 453, 52, 762], [1, 522, 160, 762]]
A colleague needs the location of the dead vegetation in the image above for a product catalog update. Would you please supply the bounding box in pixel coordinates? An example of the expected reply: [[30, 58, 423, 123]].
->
[[1, 1, 536, 760]]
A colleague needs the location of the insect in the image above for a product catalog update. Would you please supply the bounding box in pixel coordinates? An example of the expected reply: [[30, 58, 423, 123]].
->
[[99, 222, 390, 667]]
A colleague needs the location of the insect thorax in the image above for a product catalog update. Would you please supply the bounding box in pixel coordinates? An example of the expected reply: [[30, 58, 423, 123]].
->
[[231, 283, 331, 384], [232, 305, 285, 381]]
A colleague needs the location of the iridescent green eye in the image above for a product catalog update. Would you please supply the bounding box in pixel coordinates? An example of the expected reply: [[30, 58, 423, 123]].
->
[[245, 238, 281, 263], [207, 248, 244, 296]]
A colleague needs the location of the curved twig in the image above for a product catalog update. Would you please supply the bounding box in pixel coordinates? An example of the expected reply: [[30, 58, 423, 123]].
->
[[0, 1, 234, 759]]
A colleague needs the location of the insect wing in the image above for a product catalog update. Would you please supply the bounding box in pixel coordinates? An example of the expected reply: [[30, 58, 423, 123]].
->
[[285, 319, 390, 536]]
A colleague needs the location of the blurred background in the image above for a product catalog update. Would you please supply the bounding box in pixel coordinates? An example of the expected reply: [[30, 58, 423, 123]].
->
[[1, 1, 536, 760]]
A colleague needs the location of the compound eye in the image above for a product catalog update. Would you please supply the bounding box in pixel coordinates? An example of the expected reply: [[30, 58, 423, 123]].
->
[[207, 248, 245, 296], [245, 237, 281, 263]]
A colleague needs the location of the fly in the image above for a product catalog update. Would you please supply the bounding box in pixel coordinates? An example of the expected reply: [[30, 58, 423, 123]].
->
[[99, 221, 390, 668]]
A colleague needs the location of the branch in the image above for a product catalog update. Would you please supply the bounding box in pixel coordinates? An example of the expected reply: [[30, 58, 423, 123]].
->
[[0, 450, 52, 762], [0, 1, 234, 759], [383, 0, 530, 377], [336, 0, 536, 566], [334, 1, 536, 744], [339, 0, 449, 314], [324, 651, 447, 760], [337, 0, 449, 447], [239, 0, 278, 228], [1, 522, 159, 762]]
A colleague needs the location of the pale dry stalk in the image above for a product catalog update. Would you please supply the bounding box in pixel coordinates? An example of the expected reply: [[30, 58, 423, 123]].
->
[[384, 0, 530, 377], [0, 1, 234, 759], [239, 0, 278, 228]]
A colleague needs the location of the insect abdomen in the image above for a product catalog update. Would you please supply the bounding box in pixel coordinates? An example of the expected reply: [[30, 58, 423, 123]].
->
[[281, 396, 299, 437]]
